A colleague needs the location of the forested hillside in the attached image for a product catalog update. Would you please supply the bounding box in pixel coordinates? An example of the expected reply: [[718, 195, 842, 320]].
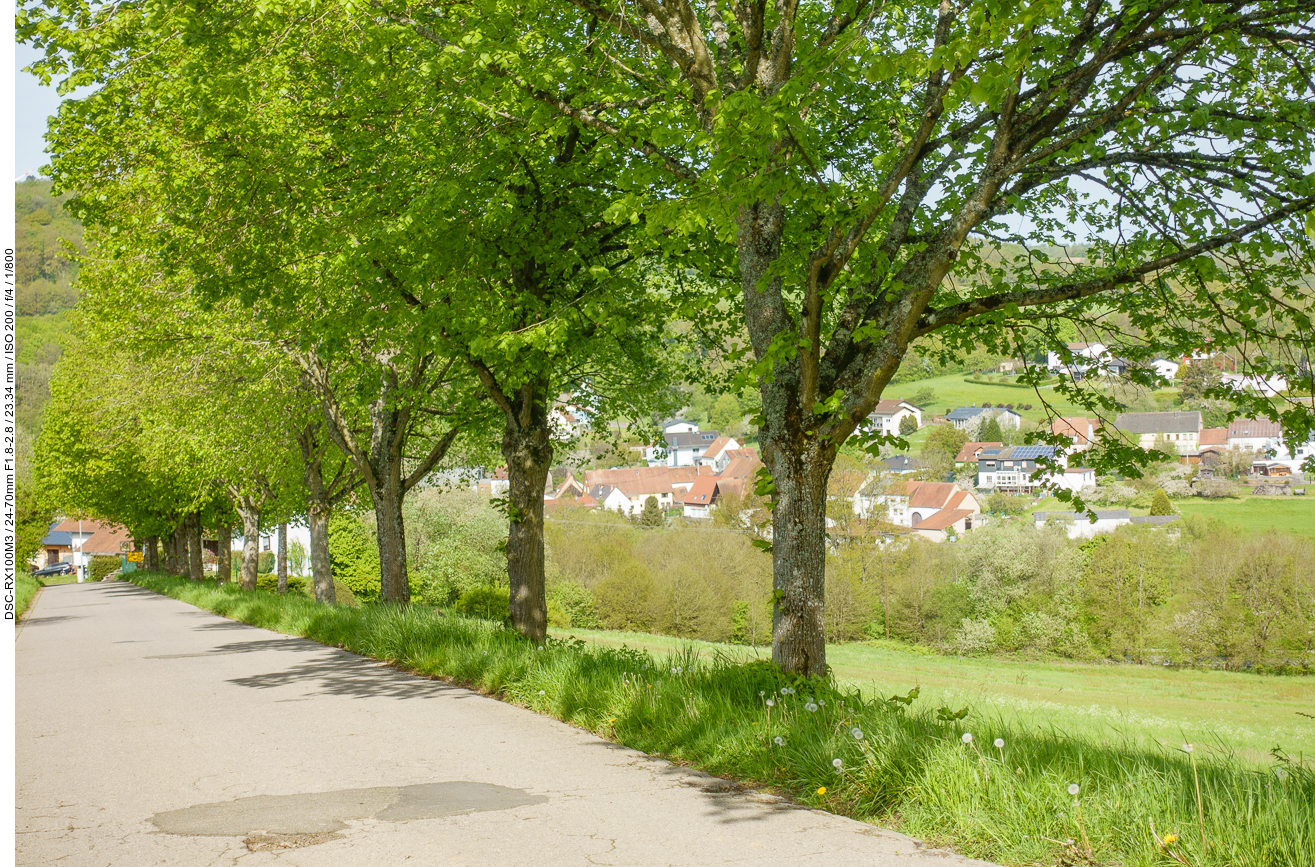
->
[[15, 179, 82, 449]]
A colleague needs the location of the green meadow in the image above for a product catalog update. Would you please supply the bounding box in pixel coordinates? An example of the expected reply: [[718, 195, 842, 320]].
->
[[554, 627, 1315, 764], [1026, 493, 1315, 539]]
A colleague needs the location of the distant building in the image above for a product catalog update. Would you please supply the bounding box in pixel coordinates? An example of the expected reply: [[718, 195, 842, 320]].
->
[[946, 405, 1023, 431], [1052, 416, 1100, 452], [1114, 410, 1202, 454], [866, 399, 922, 436], [976, 445, 1079, 494], [954, 441, 1003, 466], [1034, 510, 1180, 539]]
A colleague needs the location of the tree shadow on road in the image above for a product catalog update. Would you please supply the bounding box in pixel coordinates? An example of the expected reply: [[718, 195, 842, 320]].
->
[[224, 649, 470, 702]]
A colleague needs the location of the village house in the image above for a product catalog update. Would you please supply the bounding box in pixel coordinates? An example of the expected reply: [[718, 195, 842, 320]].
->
[[865, 398, 922, 436], [693, 436, 742, 471], [682, 475, 722, 519], [859, 480, 982, 539], [1221, 372, 1288, 397], [1046, 341, 1109, 377], [37, 519, 134, 576], [976, 445, 1089, 494], [645, 418, 725, 467], [954, 441, 1003, 467], [946, 405, 1023, 431], [1149, 357, 1180, 380], [1034, 510, 1181, 539], [1052, 417, 1100, 453], [1226, 418, 1284, 455], [1114, 410, 1202, 455]]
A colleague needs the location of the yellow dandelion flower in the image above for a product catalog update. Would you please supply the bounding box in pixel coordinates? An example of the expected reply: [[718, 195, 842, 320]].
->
[[816, 786, 827, 796], [1163, 834, 1178, 846]]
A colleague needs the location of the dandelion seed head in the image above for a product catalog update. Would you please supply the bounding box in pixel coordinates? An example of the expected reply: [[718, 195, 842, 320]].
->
[[832, 758, 843, 768], [759, 691, 766, 697], [766, 699, 775, 707], [805, 702, 818, 713], [538, 646, 544, 651], [1276, 768, 1289, 780], [538, 690, 545, 695], [1067, 783, 1080, 796], [851, 728, 864, 740], [818, 700, 825, 706], [780, 687, 789, 695], [774, 736, 784, 746], [961, 732, 973, 744], [1181, 743, 1194, 754], [994, 738, 1004, 749]]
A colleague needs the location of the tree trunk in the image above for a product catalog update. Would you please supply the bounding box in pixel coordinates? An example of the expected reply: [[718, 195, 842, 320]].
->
[[217, 523, 232, 586], [764, 445, 832, 678], [277, 522, 288, 594], [308, 505, 335, 604], [237, 504, 261, 591], [503, 417, 553, 643], [143, 535, 159, 572], [371, 477, 409, 604], [169, 525, 187, 575], [187, 512, 204, 582]]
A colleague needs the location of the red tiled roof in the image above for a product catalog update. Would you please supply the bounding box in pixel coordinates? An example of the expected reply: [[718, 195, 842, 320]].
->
[[1227, 418, 1282, 439], [698, 437, 736, 462], [53, 520, 134, 555], [1053, 417, 1100, 446], [1199, 428, 1228, 446], [954, 441, 1002, 463], [584, 466, 702, 487], [906, 481, 960, 510], [912, 509, 974, 531], [720, 455, 765, 480], [685, 476, 720, 505], [871, 398, 913, 415], [575, 495, 597, 507]]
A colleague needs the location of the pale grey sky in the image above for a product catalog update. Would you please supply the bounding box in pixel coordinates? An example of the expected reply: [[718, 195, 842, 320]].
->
[[14, 40, 95, 180]]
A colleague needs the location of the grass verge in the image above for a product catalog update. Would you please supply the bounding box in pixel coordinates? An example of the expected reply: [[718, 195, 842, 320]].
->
[[16, 572, 41, 621], [127, 572, 1313, 867]]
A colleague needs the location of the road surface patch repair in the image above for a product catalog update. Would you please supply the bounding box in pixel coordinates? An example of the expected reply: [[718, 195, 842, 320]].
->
[[151, 782, 547, 852]]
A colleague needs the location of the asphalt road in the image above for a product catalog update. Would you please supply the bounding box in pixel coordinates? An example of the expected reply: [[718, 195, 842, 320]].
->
[[16, 581, 995, 867]]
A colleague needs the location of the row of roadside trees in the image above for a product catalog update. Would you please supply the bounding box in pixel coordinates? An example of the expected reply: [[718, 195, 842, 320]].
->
[[20, 0, 1315, 674]]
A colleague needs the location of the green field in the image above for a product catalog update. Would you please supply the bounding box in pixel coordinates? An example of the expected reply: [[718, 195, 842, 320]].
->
[[551, 627, 1315, 764], [1027, 493, 1315, 539], [890, 372, 1094, 422]]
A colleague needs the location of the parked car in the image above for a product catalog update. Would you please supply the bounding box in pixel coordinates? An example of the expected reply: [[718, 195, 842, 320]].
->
[[31, 562, 76, 578]]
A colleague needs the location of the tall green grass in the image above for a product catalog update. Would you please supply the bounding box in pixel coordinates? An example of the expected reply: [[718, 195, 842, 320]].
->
[[16, 571, 44, 620], [128, 573, 1313, 867]]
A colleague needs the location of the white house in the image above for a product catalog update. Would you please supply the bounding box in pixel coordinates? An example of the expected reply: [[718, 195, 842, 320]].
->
[[1047, 342, 1109, 376], [1221, 373, 1288, 397], [682, 475, 722, 519], [976, 445, 1066, 493], [646, 428, 724, 467], [946, 405, 1023, 431], [694, 436, 742, 470], [859, 480, 982, 533], [866, 399, 922, 436], [1150, 358, 1180, 381], [1035, 510, 1181, 540], [1226, 418, 1283, 456]]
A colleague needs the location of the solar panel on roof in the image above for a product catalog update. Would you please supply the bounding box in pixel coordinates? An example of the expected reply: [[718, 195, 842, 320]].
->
[[1010, 446, 1054, 459]]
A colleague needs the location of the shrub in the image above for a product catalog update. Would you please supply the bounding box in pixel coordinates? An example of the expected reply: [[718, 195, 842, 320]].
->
[[256, 574, 308, 594], [328, 511, 381, 602], [640, 495, 664, 527], [898, 414, 918, 435], [257, 551, 275, 574], [547, 580, 601, 628], [1161, 479, 1194, 498], [406, 489, 507, 606], [1150, 488, 1174, 515], [453, 584, 510, 621], [1197, 479, 1238, 498], [89, 555, 120, 581]]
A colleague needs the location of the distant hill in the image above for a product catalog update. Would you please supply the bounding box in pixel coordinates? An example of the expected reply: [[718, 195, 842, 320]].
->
[[16, 178, 83, 316], [15, 179, 83, 454]]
